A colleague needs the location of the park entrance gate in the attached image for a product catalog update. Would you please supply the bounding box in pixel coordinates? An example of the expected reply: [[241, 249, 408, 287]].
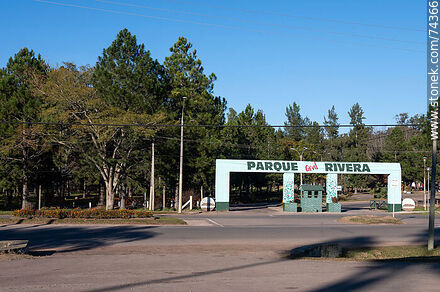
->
[[215, 159, 402, 212]]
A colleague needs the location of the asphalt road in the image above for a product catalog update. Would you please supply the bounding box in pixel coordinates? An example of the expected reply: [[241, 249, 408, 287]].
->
[[1, 204, 440, 291]]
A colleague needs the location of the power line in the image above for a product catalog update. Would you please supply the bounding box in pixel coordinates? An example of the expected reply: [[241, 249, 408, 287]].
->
[[32, 0, 423, 53], [0, 120, 420, 128], [95, 0, 423, 45], [159, 0, 424, 32]]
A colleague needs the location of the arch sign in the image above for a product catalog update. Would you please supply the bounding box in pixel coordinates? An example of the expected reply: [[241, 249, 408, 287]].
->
[[215, 159, 402, 212]]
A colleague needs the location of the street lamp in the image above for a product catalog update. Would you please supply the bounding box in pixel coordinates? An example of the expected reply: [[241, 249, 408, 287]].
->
[[424, 157, 427, 211], [291, 147, 307, 186], [427, 166, 431, 208], [178, 96, 187, 214]]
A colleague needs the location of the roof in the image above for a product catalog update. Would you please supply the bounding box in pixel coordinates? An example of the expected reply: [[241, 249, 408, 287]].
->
[[299, 185, 325, 191]]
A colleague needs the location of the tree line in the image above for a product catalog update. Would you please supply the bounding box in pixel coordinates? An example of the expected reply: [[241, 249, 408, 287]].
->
[[0, 29, 432, 210]]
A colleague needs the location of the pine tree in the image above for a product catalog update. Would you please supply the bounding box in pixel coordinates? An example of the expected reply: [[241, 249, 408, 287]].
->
[[0, 48, 47, 209]]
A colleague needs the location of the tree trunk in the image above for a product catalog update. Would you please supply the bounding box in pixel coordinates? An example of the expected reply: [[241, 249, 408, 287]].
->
[[120, 185, 126, 210], [174, 181, 179, 210], [105, 177, 115, 210], [21, 170, 29, 209], [83, 179, 86, 199], [98, 180, 105, 207]]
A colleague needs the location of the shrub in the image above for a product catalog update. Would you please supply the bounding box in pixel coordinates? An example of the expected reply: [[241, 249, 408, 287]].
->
[[13, 208, 153, 219], [13, 208, 35, 217]]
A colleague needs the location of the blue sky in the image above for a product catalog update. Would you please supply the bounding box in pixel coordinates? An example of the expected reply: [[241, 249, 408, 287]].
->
[[0, 0, 425, 126]]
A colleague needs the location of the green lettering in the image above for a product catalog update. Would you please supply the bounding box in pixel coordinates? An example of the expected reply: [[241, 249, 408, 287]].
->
[[362, 164, 371, 172], [274, 162, 282, 171], [337, 163, 345, 171], [291, 162, 298, 171], [265, 162, 273, 170], [247, 161, 256, 170], [256, 162, 264, 170], [353, 164, 361, 172], [325, 163, 333, 171], [346, 164, 353, 172]]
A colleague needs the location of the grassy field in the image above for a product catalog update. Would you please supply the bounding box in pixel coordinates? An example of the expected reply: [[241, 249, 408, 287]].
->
[[338, 215, 401, 225], [344, 246, 440, 261], [0, 216, 185, 225], [0, 211, 13, 215]]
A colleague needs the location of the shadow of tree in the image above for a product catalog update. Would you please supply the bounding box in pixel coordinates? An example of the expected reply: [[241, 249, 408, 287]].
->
[[309, 227, 440, 291], [229, 202, 281, 211], [85, 257, 288, 292], [0, 225, 157, 252], [84, 232, 440, 292]]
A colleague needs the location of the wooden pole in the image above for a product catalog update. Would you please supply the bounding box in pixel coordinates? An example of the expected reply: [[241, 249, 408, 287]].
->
[[201, 185, 204, 204], [38, 185, 42, 210], [149, 141, 155, 211], [162, 186, 166, 210]]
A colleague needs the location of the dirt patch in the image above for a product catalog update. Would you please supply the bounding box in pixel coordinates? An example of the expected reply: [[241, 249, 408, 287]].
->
[[0, 253, 33, 262], [338, 215, 401, 225]]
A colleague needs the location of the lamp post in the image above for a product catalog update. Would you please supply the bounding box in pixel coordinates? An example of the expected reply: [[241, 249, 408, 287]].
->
[[424, 156, 427, 211], [291, 147, 307, 186], [427, 167, 431, 209], [178, 96, 187, 214]]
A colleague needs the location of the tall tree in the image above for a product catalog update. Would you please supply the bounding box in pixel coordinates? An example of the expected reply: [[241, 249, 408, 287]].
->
[[163, 37, 226, 194], [35, 29, 164, 210], [345, 103, 371, 192], [284, 102, 305, 141], [0, 48, 47, 208], [324, 105, 339, 139], [92, 28, 166, 114]]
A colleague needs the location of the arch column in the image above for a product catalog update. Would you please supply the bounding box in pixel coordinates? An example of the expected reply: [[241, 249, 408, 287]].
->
[[283, 173, 295, 203], [326, 173, 338, 203]]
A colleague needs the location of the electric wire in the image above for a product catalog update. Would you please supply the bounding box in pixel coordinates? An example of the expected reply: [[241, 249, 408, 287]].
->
[[0, 120, 421, 128], [32, 0, 424, 53], [158, 0, 424, 32], [94, 0, 423, 45]]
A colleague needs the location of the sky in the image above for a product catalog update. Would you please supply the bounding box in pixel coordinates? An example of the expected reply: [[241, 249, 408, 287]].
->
[[0, 0, 425, 127]]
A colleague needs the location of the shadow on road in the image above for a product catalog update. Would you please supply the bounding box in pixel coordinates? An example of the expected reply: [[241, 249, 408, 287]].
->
[[229, 202, 281, 211], [309, 228, 440, 291], [0, 225, 157, 253], [84, 231, 440, 292]]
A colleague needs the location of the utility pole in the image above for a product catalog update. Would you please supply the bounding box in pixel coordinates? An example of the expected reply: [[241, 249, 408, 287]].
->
[[291, 147, 307, 186], [38, 185, 42, 210], [427, 167, 431, 202], [149, 140, 155, 211], [162, 186, 166, 210], [427, 0, 439, 251], [428, 144, 437, 250], [201, 185, 204, 204], [178, 97, 186, 213]]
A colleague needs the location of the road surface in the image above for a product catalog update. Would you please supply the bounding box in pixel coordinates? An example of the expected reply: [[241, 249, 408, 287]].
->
[[1, 205, 440, 291]]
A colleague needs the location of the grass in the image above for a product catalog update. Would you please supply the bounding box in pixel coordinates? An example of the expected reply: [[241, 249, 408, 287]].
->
[[412, 206, 440, 211], [344, 246, 440, 261], [0, 216, 186, 225], [339, 215, 401, 225], [0, 211, 13, 215]]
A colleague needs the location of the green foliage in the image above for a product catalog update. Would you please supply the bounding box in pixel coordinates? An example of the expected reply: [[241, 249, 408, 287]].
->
[[324, 105, 339, 139], [284, 102, 305, 141], [0, 29, 433, 210]]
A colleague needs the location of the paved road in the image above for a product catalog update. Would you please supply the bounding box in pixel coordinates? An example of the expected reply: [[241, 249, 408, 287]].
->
[[1, 206, 440, 291]]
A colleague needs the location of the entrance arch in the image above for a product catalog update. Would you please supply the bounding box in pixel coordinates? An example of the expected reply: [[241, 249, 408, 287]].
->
[[215, 159, 401, 212]]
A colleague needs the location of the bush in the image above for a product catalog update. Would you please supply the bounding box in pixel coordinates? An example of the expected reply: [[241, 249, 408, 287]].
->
[[13, 208, 36, 217], [13, 208, 153, 219]]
